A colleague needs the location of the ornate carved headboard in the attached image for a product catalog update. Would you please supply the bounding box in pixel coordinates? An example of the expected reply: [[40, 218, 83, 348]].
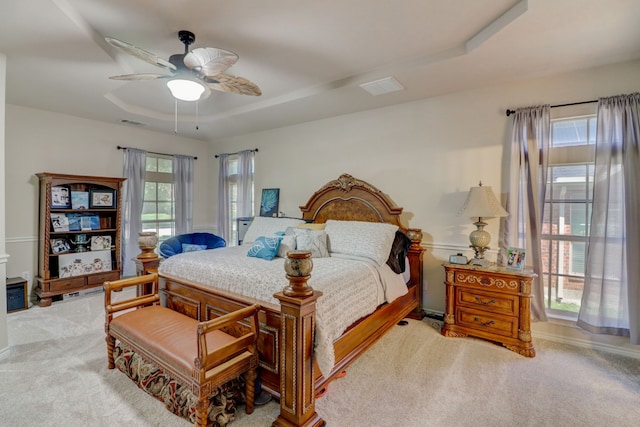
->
[[299, 173, 404, 228]]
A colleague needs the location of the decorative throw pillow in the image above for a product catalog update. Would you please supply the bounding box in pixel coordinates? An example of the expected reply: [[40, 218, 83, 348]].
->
[[277, 235, 297, 258], [386, 230, 412, 274], [324, 219, 398, 266], [242, 217, 305, 245], [182, 243, 208, 253], [247, 236, 282, 260], [288, 228, 329, 258]]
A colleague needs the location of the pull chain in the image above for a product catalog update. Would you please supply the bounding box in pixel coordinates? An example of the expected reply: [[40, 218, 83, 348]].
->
[[174, 99, 178, 134], [196, 101, 199, 130]]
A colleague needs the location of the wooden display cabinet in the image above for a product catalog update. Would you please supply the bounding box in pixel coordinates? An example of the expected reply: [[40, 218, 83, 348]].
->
[[441, 262, 536, 357], [35, 172, 126, 306]]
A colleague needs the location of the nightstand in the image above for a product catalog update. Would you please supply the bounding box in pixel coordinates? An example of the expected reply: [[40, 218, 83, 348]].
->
[[441, 262, 536, 357]]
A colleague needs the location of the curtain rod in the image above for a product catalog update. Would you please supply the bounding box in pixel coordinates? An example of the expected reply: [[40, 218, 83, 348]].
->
[[505, 99, 598, 117], [214, 148, 259, 158], [116, 145, 197, 160]]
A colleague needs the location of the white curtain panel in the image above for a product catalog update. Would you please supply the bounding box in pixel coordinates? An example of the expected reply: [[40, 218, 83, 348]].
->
[[216, 154, 231, 243], [173, 155, 194, 235], [500, 105, 550, 321], [236, 149, 255, 218], [122, 148, 147, 277], [578, 93, 640, 344]]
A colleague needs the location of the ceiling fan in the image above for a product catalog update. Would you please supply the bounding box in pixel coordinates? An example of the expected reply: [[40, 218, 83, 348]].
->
[[105, 30, 261, 100]]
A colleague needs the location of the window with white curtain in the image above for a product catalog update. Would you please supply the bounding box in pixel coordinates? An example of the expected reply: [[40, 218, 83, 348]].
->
[[542, 115, 596, 315], [142, 155, 175, 242], [225, 155, 254, 245]]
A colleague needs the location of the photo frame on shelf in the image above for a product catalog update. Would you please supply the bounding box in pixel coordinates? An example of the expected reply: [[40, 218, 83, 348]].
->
[[50, 238, 71, 254], [71, 191, 89, 210], [90, 235, 112, 251], [89, 189, 116, 208], [50, 213, 69, 232], [51, 185, 71, 209], [259, 188, 280, 217], [506, 247, 526, 270]]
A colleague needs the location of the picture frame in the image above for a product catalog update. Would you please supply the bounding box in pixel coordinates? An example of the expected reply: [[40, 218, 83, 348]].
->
[[58, 250, 112, 278], [51, 185, 71, 209], [89, 189, 116, 208], [506, 247, 526, 270], [71, 191, 89, 210], [259, 188, 280, 217], [90, 235, 112, 251], [50, 238, 71, 254], [50, 213, 69, 232]]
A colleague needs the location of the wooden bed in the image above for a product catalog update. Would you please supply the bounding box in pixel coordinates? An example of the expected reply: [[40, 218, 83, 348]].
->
[[159, 174, 424, 420]]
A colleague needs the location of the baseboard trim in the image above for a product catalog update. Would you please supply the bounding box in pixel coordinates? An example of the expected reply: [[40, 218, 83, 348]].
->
[[424, 308, 640, 360], [532, 329, 640, 360]]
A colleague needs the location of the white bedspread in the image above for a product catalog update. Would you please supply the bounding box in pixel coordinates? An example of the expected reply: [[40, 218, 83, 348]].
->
[[158, 246, 407, 376]]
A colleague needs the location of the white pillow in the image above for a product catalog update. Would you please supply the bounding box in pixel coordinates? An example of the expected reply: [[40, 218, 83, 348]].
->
[[287, 227, 329, 258], [277, 235, 297, 258], [324, 219, 398, 266], [242, 217, 305, 245]]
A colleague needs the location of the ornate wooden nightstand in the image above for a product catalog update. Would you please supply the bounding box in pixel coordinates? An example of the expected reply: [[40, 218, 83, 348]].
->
[[441, 262, 536, 357]]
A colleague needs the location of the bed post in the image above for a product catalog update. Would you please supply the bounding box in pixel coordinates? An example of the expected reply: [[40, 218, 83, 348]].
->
[[273, 251, 325, 427], [406, 228, 425, 319]]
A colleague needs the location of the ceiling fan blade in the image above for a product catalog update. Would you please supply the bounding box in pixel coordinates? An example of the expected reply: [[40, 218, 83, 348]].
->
[[204, 73, 262, 96], [105, 37, 176, 71], [109, 73, 171, 81], [184, 47, 238, 78]]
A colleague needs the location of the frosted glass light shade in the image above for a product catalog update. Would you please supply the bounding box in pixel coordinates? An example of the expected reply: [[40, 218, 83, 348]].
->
[[166, 79, 206, 101]]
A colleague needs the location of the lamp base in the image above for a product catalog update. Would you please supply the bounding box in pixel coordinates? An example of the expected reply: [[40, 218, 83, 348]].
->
[[469, 257, 490, 267]]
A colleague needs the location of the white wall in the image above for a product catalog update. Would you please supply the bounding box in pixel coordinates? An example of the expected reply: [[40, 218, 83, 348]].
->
[[209, 59, 640, 356], [4, 106, 213, 300], [1, 52, 8, 355]]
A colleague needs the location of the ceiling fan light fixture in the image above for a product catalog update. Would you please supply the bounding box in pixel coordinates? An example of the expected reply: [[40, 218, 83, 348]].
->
[[166, 78, 206, 101]]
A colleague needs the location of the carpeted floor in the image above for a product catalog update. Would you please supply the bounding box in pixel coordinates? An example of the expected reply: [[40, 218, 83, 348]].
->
[[1, 289, 639, 426]]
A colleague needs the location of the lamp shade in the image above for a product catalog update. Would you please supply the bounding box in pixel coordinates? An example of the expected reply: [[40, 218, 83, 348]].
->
[[458, 183, 508, 219], [166, 79, 206, 101]]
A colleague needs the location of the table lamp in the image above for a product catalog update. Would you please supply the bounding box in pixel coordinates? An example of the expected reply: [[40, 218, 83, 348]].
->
[[458, 182, 508, 265]]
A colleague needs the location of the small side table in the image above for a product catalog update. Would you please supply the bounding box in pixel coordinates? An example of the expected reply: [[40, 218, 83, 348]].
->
[[441, 262, 536, 357], [6, 277, 29, 313], [133, 255, 163, 296]]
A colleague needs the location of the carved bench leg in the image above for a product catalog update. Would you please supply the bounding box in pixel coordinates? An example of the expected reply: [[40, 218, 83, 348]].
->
[[245, 368, 257, 414], [106, 335, 115, 369], [195, 394, 208, 427]]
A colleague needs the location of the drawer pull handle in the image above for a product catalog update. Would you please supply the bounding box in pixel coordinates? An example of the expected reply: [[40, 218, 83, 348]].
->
[[473, 317, 495, 327], [474, 296, 496, 305], [481, 278, 490, 285]]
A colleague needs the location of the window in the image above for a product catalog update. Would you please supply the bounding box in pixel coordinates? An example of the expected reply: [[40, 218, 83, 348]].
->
[[142, 155, 175, 242], [224, 155, 254, 245], [541, 115, 596, 316]]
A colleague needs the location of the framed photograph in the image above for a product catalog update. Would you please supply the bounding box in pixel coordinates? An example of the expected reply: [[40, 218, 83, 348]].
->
[[90, 235, 112, 251], [51, 185, 71, 209], [89, 189, 116, 208], [59, 250, 112, 278], [50, 213, 69, 232], [506, 247, 526, 270], [50, 238, 71, 254], [71, 191, 89, 210], [259, 188, 280, 217]]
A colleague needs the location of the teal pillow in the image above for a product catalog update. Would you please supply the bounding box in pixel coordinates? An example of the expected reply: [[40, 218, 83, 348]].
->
[[182, 243, 208, 253], [247, 236, 281, 260]]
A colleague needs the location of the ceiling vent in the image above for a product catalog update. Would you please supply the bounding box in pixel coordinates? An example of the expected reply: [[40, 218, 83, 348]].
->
[[359, 77, 405, 96]]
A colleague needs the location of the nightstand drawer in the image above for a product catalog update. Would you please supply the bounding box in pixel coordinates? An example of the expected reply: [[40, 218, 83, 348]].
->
[[454, 271, 520, 295], [456, 307, 518, 339], [457, 288, 518, 316]]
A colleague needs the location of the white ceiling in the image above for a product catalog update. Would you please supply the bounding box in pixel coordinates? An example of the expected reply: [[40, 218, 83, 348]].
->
[[1, 0, 639, 141]]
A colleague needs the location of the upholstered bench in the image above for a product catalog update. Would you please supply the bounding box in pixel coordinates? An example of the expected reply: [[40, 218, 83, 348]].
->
[[104, 273, 260, 427]]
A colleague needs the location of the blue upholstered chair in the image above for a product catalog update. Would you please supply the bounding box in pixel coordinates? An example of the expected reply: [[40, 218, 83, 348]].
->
[[158, 232, 226, 258]]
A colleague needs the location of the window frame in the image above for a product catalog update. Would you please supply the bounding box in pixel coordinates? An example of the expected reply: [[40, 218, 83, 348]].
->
[[141, 154, 176, 242]]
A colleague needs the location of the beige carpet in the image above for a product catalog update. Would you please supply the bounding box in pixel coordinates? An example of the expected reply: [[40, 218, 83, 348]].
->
[[1, 289, 639, 427]]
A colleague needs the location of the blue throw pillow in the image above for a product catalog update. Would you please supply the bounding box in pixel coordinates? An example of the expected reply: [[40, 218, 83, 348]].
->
[[182, 243, 208, 253], [247, 236, 281, 260]]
